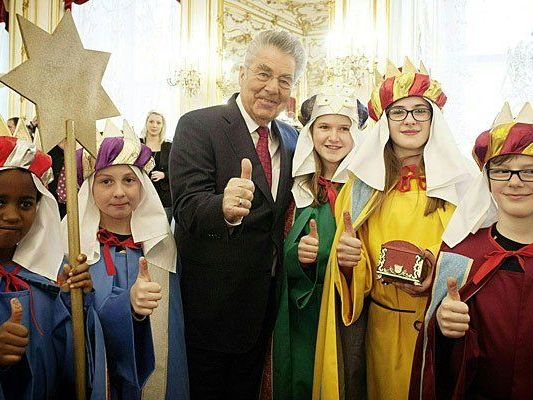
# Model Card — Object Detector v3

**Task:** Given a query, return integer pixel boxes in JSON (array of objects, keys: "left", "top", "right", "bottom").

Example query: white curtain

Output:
[
  {"left": 433, "top": 0, "right": 532, "bottom": 154},
  {"left": 0, "top": 26, "right": 9, "bottom": 119},
  {"left": 72, "top": 0, "right": 181, "bottom": 140},
  {"left": 357, "top": 0, "right": 532, "bottom": 155}
]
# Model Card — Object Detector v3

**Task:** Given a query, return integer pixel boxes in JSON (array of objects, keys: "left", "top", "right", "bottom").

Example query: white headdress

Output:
[
  {"left": 0, "top": 136, "right": 63, "bottom": 280},
  {"left": 62, "top": 119, "right": 175, "bottom": 272},
  {"left": 292, "top": 86, "right": 368, "bottom": 207}
]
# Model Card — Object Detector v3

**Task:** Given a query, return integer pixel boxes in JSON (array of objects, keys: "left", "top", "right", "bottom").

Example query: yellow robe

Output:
[{"left": 313, "top": 178, "right": 455, "bottom": 400}]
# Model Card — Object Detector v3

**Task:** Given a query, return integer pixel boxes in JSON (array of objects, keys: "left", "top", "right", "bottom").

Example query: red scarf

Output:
[
  {"left": 318, "top": 176, "right": 341, "bottom": 213},
  {"left": 0, "top": 263, "right": 44, "bottom": 335},
  {"left": 96, "top": 229, "right": 141, "bottom": 276},
  {"left": 396, "top": 164, "right": 427, "bottom": 192},
  {"left": 473, "top": 230, "right": 533, "bottom": 284}
]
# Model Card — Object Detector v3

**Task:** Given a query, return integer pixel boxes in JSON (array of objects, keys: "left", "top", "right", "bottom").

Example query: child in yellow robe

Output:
[{"left": 313, "top": 59, "right": 476, "bottom": 400}]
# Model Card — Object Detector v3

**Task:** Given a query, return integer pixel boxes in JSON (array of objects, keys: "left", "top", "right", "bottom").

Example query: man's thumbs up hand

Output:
[
  {"left": 0, "top": 298, "right": 29, "bottom": 366},
  {"left": 223, "top": 158, "right": 255, "bottom": 224},
  {"left": 436, "top": 277, "right": 470, "bottom": 338},
  {"left": 298, "top": 219, "right": 319, "bottom": 266},
  {"left": 240, "top": 158, "right": 252, "bottom": 180},
  {"left": 130, "top": 257, "right": 163, "bottom": 317}
]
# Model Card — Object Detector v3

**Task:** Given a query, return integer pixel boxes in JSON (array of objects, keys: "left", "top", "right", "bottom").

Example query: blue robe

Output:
[
  {"left": 0, "top": 264, "right": 107, "bottom": 400},
  {"left": 91, "top": 245, "right": 189, "bottom": 400}
]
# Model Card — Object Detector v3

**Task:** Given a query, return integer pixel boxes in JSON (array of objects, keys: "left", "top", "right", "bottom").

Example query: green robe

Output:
[{"left": 272, "top": 202, "right": 337, "bottom": 399}]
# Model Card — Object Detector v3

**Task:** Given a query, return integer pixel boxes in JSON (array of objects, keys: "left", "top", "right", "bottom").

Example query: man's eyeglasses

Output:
[
  {"left": 246, "top": 66, "right": 294, "bottom": 90},
  {"left": 386, "top": 107, "right": 432, "bottom": 122},
  {"left": 488, "top": 168, "right": 533, "bottom": 182}
]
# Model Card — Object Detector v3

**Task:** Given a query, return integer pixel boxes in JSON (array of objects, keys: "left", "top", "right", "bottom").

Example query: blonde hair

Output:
[
  {"left": 372, "top": 141, "right": 446, "bottom": 216},
  {"left": 141, "top": 111, "right": 167, "bottom": 144}
]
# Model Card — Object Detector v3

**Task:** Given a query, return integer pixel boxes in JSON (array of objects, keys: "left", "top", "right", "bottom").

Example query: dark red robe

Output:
[{"left": 410, "top": 226, "right": 533, "bottom": 400}]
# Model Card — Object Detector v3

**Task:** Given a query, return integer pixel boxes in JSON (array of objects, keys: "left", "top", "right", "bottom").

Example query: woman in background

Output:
[{"left": 141, "top": 111, "right": 173, "bottom": 222}]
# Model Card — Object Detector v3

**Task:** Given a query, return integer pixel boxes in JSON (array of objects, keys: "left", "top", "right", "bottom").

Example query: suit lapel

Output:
[{"left": 222, "top": 96, "right": 274, "bottom": 205}]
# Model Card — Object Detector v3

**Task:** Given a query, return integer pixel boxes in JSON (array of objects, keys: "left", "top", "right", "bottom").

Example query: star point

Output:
[{"left": 0, "top": 11, "right": 119, "bottom": 156}]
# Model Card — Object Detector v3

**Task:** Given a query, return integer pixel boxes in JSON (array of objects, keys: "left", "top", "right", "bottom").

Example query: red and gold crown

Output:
[
  {"left": 473, "top": 102, "right": 533, "bottom": 168},
  {"left": 368, "top": 57, "right": 447, "bottom": 121},
  {"left": 0, "top": 136, "right": 53, "bottom": 184}
]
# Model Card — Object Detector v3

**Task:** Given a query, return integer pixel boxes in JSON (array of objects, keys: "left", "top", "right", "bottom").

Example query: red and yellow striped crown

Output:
[
  {"left": 368, "top": 58, "right": 447, "bottom": 121},
  {"left": 473, "top": 102, "right": 533, "bottom": 168},
  {"left": 0, "top": 136, "right": 53, "bottom": 184}
]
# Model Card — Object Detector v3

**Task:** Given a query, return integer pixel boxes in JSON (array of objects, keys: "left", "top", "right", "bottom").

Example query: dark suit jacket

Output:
[{"left": 169, "top": 94, "right": 297, "bottom": 353}]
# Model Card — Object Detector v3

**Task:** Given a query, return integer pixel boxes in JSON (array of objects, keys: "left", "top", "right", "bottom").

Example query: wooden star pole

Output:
[{"left": 0, "top": 12, "right": 119, "bottom": 400}]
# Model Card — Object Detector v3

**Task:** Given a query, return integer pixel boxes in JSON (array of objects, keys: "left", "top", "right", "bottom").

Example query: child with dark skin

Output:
[{"left": 0, "top": 169, "right": 91, "bottom": 366}]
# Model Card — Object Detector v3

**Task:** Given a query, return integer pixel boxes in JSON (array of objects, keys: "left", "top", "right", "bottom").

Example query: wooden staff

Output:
[{"left": 64, "top": 119, "right": 86, "bottom": 400}]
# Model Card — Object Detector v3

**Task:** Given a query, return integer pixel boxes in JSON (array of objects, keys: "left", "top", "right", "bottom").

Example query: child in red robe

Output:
[{"left": 410, "top": 102, "right": 533, "bottom": 399}]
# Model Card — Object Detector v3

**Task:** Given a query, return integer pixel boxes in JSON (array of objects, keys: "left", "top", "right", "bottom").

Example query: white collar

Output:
[
  {"left": 442, "top": 170, "right": 498, "bottom": 247},
  {"left": 236, "top": 94, "right": 272, "bottom": 134}
]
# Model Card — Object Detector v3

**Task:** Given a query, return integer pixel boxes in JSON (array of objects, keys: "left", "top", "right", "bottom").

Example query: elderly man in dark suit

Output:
[{"left": 169, "top": 30, "right": 306, "bottom": 399}]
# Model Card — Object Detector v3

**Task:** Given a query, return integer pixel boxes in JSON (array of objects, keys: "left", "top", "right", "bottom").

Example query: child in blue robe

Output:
[
  {"left": 0, "top": 136, "right": 106, "bottom": 399},
  {"left": 67, "top": 120, "right": 189, "bottom": 399}
]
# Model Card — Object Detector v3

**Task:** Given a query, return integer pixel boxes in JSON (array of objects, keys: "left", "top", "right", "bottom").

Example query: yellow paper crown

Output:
[{"left": 368, "top": 57, "right": 447, "bottom": 121}]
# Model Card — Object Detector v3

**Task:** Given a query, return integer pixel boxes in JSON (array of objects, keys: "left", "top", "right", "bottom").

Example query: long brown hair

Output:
[
  {"left": 372, "top": 140, "right": 446, "bottom": 216},
  {"left": 300, "top": 151, "right": 330, "bottom": 208}
]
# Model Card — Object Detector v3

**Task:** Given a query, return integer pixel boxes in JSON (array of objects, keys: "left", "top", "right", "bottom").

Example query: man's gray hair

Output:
[{"left": 244, "top": 30, "right": 307, "bottom": 82}]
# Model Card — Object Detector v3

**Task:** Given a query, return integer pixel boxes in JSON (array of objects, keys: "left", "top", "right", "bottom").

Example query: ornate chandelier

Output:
[{"left": 167, "top": 68, "right": 201, "bottom": 97}]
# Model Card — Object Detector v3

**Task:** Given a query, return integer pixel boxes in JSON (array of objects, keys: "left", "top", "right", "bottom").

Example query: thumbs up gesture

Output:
[
  {"left": 0, "top": 298, "right": 29, "bottom": 366},
  {"left": 298, "top": 219, "right": 319, "bottom": 266},
  {"left": 337, "top": 212, "right": 362, "bottom": 277},
  {"left": 222, "top": 158, "right": 255, "bottom": 224},
  {"left": 130, "top": 257, "right": 163, "bottom": 317},
  {"left": 436, "top": 277, "right": 470, "bottom": 338}
]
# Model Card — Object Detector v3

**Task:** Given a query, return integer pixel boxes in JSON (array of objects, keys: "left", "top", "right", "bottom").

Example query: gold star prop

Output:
[{"left": 0, "top": 12, "right": 119, "bottom": 156}]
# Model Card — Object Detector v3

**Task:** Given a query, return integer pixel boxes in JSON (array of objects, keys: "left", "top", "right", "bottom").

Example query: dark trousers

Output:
[
  {"left": 187, "top": 338, "right": 269, "bottom": 400},
  {"left": 187, "top": 280, "right": 276, "bottom": 400}
]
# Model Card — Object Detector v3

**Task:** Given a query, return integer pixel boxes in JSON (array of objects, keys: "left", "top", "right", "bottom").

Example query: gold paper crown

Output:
[
  {"left": 368, "top": 57, "right": 446, "bottom": 121},
  {"left": 473, "top": 102, "right": 533, "bottom": 168}
]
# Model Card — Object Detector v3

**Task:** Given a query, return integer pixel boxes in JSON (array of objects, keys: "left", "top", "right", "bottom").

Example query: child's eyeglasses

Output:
[
  {"left": 488, "top": 168, "right": 533, "bottom": 182},
  {"left": 386, "top": 107, "right": 432, "bottom": 122}
]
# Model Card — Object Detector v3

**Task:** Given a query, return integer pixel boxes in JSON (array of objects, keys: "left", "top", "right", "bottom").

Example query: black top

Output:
[
  {"left": 47, "top": 145, "right": 67, "bottom": 218},
  {"left": 143, "top": 140, "right": 172, "bottom": 207},
  {"left": 491, "top": 224, "right": 526, "bottom": 272}
]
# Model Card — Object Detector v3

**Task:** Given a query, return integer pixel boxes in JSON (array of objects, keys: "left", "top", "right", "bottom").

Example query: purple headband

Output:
[{"left": 77, "top": 137, "right": 153, "bottom": 186}]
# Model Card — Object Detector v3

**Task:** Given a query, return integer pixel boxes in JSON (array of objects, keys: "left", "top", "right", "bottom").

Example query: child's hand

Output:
[
  {"left": 59, "top": 254, "right": 93, "bottom": 293},
  {"left": 437, "top": 277, "right": 470, "bottom": 338},
  {"left": 130, "top": 257, "right": 162, "bottom": 317},
  {"left": 0, "top": 298, "right": 29, "bottom": 366},
  {"left": 337, "top": 212, "right": 362, "bottom": 279},
  {"left": 298, "top": 219, "right": 319, "bottom": 266}
]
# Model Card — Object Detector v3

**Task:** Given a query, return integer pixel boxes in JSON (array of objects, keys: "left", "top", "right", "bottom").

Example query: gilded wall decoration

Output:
[{"left": 217, "top": 0, "right": 333, "bottom": 103}]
